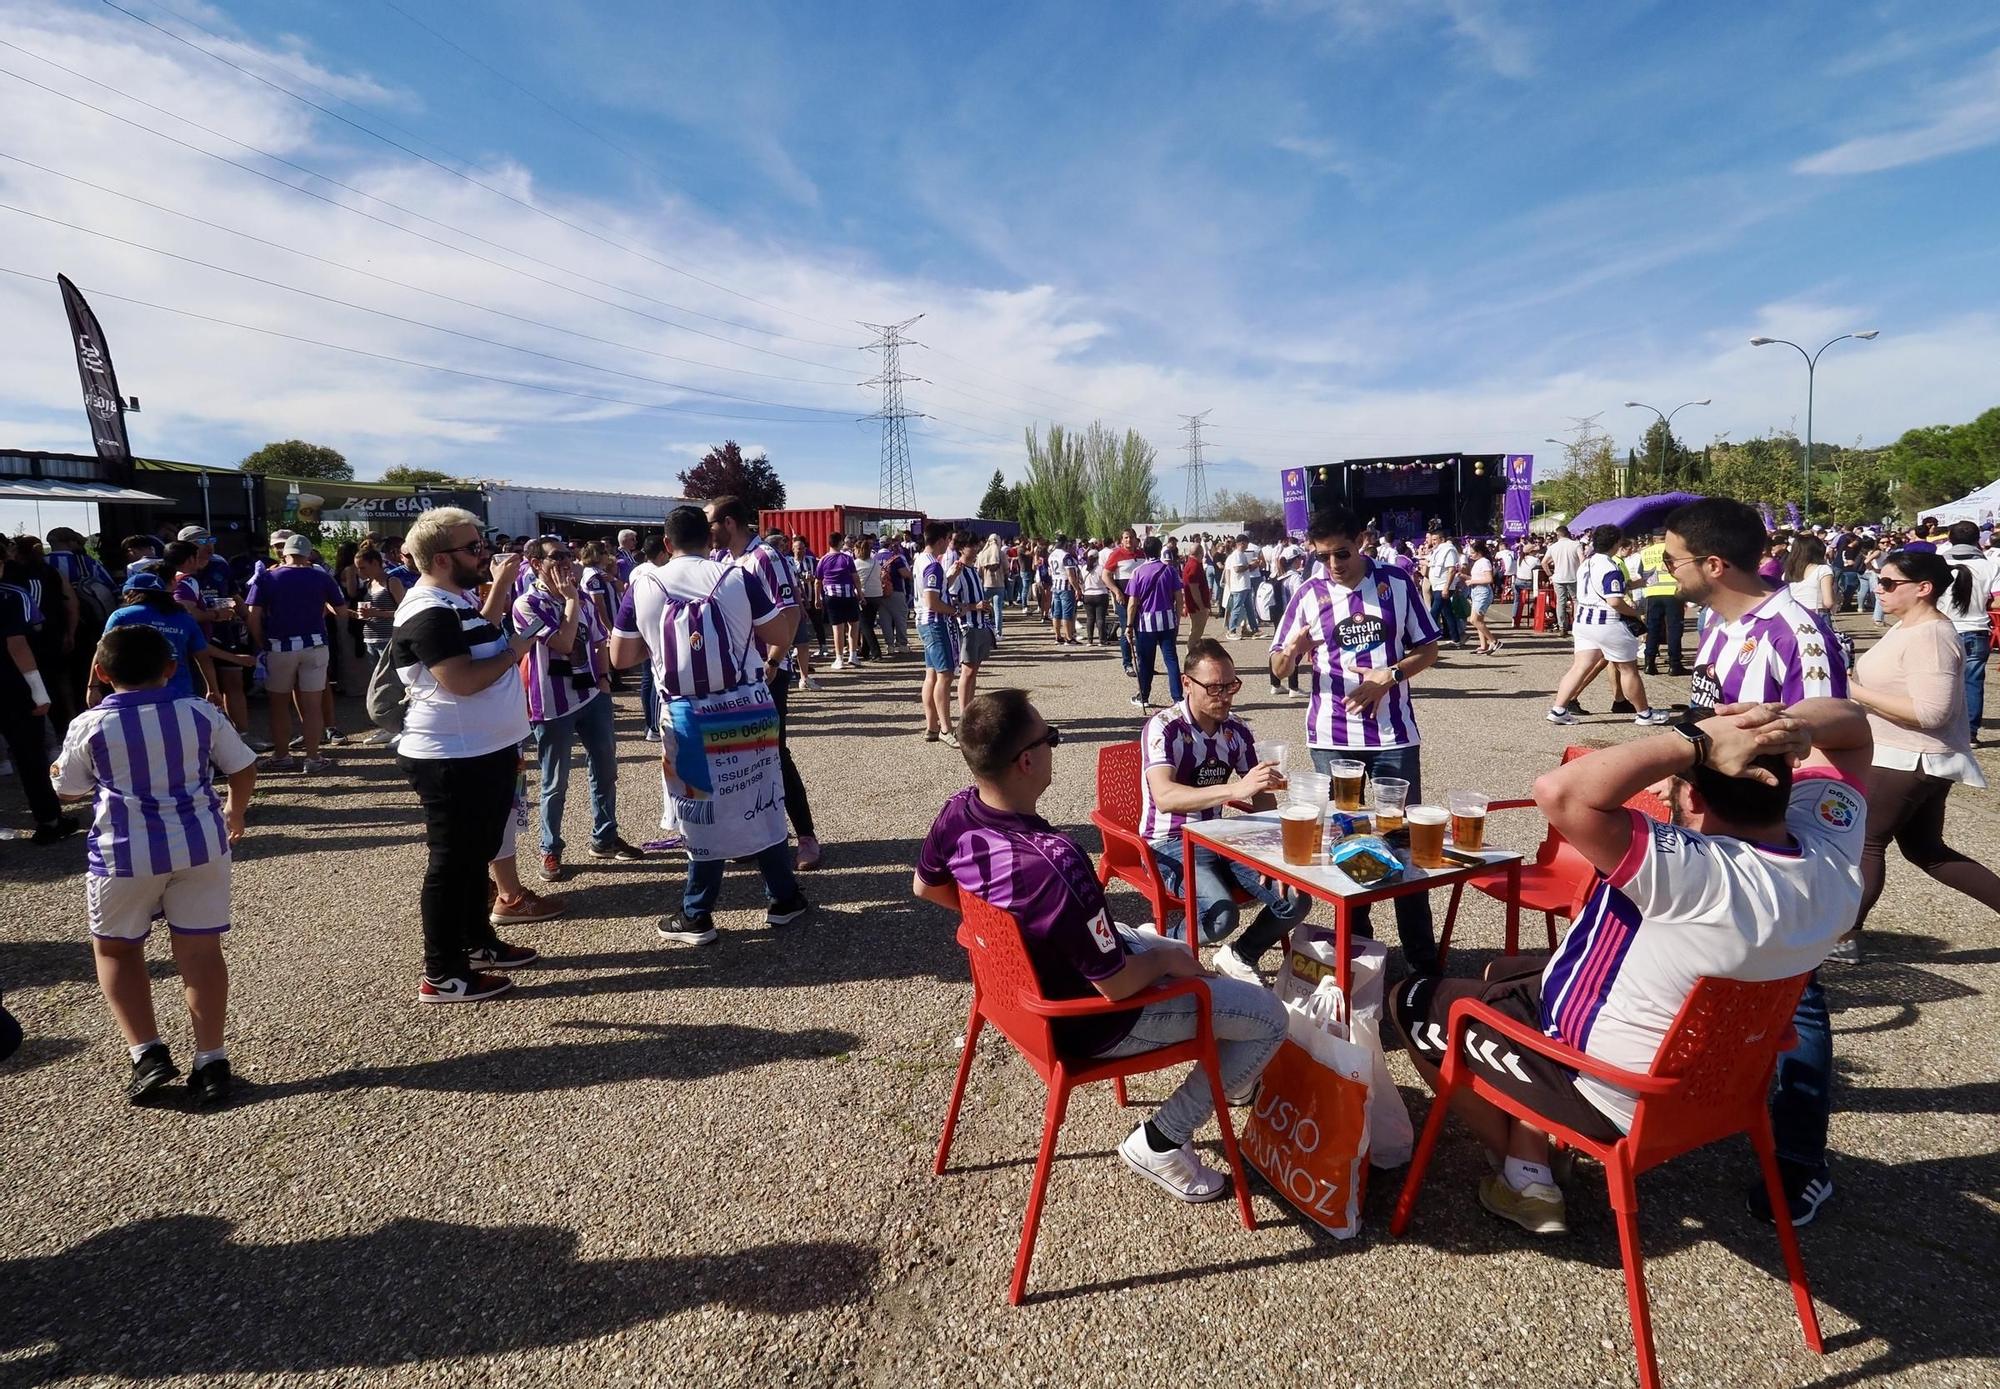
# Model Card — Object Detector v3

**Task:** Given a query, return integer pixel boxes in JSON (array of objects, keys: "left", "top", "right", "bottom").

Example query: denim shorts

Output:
[
  {"left": 921, "top": 622, "right": 960, "bottom": 672},
  {"left": 1051, "top": 589, "right": 1078, "bottom": 620}
]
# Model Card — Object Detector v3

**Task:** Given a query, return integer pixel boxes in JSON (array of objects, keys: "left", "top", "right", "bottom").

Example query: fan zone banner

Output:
[
  {"left": 1502, "top": 454, "right": 1534, "bottom": 538},
  {"left": 57, "top": 274, "right": 132, "bottom": 476},
  {"left": 1282, "top": 467, "right": 1310, "bottom": 536}
]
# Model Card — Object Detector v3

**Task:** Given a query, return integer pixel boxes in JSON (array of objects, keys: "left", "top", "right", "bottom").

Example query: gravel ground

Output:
[{"left": 4, "top": 607, "right": 1997, "bottom": 1389}]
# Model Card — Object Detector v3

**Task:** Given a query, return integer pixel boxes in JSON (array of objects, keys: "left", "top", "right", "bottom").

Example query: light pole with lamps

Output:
[
  {"left": 1623, "top": 399, "right": 1710, "bottom": 492},
  {"left": 1750, "top": 331, "right": 1879, "bottom": 520}
]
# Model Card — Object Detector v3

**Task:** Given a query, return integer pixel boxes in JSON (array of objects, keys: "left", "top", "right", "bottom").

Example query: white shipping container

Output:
[{"left": 480, "top": 483, "right": 690, "bottom": 540}]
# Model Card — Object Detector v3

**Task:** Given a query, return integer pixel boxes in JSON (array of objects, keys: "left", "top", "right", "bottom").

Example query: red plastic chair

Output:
[
  {"left": 1436, "top": 745, "right": 1671, "bottom": 966},
  {"left": 934, "top": 891, "right": 1256, "bottom": 1304},
  {"left": 1988, "top": 609, "right": 1999, "bottom": 653},
  {"left": 1390, "top": 969, "right": 1822, "bottom": 1389},
  {"left": 1091, "top": 740, "right": 1252, "bottom": 945}
]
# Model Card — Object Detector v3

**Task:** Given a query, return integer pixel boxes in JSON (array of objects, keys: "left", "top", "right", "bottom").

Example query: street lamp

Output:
[
  {"left": 1623, "top": 399, "right": 1710, "bottom": 492},
  {"left": 1750, "top": 331, "right": 1879, "bottom": 519}
]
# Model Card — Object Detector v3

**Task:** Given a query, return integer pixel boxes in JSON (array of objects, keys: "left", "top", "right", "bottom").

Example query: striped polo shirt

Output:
[
  {"left": 1137, "top": 701, "right": 1258, "bottom": 842},
  {"left": 733, "top": 542, "right": 799, "bottom": 674},
  {"left": 1126, "top": 558, "right": 1182, "bottom": 633},
  {"left": 915, "top": 551, "right": 950, "bottom": 626},
  {"left": 817, "top": 551, "right": 859, "bottom": 598},
  {"left": 1270, "top": 560, "right": 1437, "bottom": 750},
  {"left": 1689, "top": 588, "right": 1848, "bottom": 716},
  {"left": 512, "top": 587, "right": 606, "bottom": 723},
  {"left": 1575, "top": 553, "right": 1628, "bottom": 626},
  {"left": 950, "top": 560, "right": 990, "bottom": 630},
  {"left": 54, "top": 688, "right": 256, "bottom": 877}
]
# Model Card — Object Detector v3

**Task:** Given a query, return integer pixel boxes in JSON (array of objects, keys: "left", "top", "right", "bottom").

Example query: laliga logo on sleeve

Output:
[{"left": 1816, "top": 786, "right": 1858, "bottom": 830}]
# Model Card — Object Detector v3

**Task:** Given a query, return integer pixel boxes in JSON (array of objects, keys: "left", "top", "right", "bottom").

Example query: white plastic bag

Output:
[{"left": 1275, "top": 930, "right": 1413, "bottom": 1169}]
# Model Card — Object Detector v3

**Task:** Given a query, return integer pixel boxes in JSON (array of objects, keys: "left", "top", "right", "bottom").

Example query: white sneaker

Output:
[
  {"left": 1633, "top": 709, "right": 1672, "bottom": 726},
  {"left": 1546, "top": 708, "right": 1578, "bottom": 725},
  {"left": 803, "top": 677, "right": 824, "bottom": 692},
  {"left": 829, "top": 658, "right": 846, "bottom": 671},
  {"left": 1117, "top": 1126, "right": 1229, "bottom": 1203},
  {"left": 1129, "top": 695, "right": 1147, "bottom": 709},
  {"left": 1210, "top": 945, "right": 1262, "bottom": 984}
]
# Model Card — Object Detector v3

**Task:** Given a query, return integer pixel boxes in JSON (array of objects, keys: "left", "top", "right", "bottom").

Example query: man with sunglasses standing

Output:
[
  {"left": 1661, "top": 497, "right": 1850, "bottom": 1227},
  {"left": 515, "top": 539, "right": 640, "bottom": 884},
  {"left": 1270, "top": 506, "right": 1444, "bottom": 977},
  {"left": 915, "top": 689, "right": 1288, "bottom": 1203}
]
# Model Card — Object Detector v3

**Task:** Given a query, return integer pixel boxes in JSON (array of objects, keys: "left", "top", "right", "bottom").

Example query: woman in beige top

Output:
[{"left": 1847, "top": 549, "right": 2000, "bottom": 943}]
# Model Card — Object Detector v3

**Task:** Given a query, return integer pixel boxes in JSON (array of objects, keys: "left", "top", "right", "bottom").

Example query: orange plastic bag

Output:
[{"left": 1239, "top": 986, "right": 1373, "bottom": 1237}]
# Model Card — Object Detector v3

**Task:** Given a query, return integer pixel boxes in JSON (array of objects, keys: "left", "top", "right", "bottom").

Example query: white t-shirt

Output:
[
  {"left": 1938, "top": 546, "right": 2000, "bottom": 634},
  {"left": 612, "top": 554, "right": 777, "bottom": 696},
  {"left": 1540, "top": 770, "right": 1865, "bottom": 1131},
  {"left": 1047, "top": 546, "right": 1076, "bottom": 593},
  {"left": 1576, "top": 552, "right": 1629, "bottom": 625},
  {"left": 1787, "top": 563, "right": 1833, "bottom": 614},
  {"left": 1223, "top": 549, "right": 1252, "bottom": 595},
  {"left": 1260, "top": 542, "right": 1282, "bottom": 574},
  {"left": 1425, "top": 542, "right": 1462, "bottom": 589},
  {"left": 1548, "top": 537, "right": 1584, "bottom": 584},
  {"left": 390, "top": 585, "right": 531, "bottom": 761}
]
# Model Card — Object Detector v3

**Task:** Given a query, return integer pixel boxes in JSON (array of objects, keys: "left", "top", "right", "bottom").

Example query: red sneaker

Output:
[{"left": 417, "top": 972, "right": 515, "bottom": 1004}]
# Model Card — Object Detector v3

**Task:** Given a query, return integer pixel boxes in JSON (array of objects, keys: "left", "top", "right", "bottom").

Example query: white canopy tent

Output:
[{"left": 1924, "top": 476, "right": 2000, "bottom": 526}]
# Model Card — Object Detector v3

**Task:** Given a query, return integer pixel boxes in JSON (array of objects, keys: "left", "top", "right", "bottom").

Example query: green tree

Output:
[
  {"left": 1882, "top": 408, "right": 2000, "bottom": 516},
  {"left": 1018, "top": 424, "right": 1089, "bottom": 538},
  {"left": 376, "top": 464, "right": 461, "bottom": 486},
  {"left": 239, "top": 439, "right": 352, "bottom": 480},
  {"left": 1204, "top": 488, "right": 1281, "bottom": 525},
  {"left": 678, "top": 440, "right": 786, "bottom": 510},
  {"left": 976, "top": 468, "right": 1018, "bottom": 520},
  {"left": 1535, "top": 432, "right": 1621, "bottom": 518},
  {"left": 1084, "top": 424, "right": 1160, "bottom": 537}
]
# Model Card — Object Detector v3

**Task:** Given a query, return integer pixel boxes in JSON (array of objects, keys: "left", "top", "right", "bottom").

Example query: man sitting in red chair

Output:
[
  {"left": 1390, "top": 698, "right": 1871, "bottom": 1236},
  {"left": 914, "top": 688, "right": 1288, "bottom": 1204},
  {"left": 1140, "top": 639, "right": 1304, "bottom": 983}
]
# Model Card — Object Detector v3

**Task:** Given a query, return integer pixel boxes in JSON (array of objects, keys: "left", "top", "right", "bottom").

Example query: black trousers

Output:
[
  {"left": 860, "top": 599, "right": 883, "bottom": 659},
  {"left": 1643, "top": 595, "right": 1686, "bottom": 672},
  {"left": 768, "top": 670, "right": 816, "bottom": 840},
  {"left": 0, "top": 700, "right": 60, "bottom": 825},
  {"left": 1082, "top": 593, "right": 1112, "bottom": 644},
  {"left": 399, "top": 746, "right": 516, "bottom": 979}
]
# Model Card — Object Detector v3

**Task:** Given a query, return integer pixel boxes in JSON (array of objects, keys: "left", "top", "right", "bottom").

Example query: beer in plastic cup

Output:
[
  {"left": 1408, "top": 805, "right": 1448, "bottom": 868},
  {"left": 1449, "top": 791, "right": 1489, "bottom": 853},
  {"left": 1280, "top": 802, "right": 1322, "bottom": 865},
  {"left": 1265, "top": 742, "right": 1290, "bottom": 792},
  {"left": 1330, "top": 758, "right": 1365, "bottom": 811},
  {"left": 1373, "top": 777, "right": 1409, "bottom": 834}
]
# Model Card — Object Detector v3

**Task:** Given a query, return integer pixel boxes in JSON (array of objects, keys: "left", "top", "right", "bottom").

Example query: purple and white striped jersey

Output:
[
  {"left": 1689, "top": 588, "right": 1848, "bottom": 715},
  {"left": 1137, "top": 702, "right": 1259, "bottom": 842},
  {"left": 950, "top": 561, "right": 990, "bottom": 630},
  {"left": 1125, "top": 559, "right": 1182, "bottom": 633},
  {"left": 512, "top": 587, "right": 607, "bottom": 723},
  {"left": 1270, "top": 561, "right": 1437, "bottom": 750},
  {"left": 733, "top": 542, "right": 800, "bottom": 674},
  {"left": 817, "top": 551, "right": 859, "bottom": 597},
  {"left": 916, "top": 551, "right": 950, "bottom": 625},
  {"left": 54, "top": 688, "right": 255, "bottom": 877},
  {"left": 1575, "top": 553, "right": 1628, "bottom": 626}
]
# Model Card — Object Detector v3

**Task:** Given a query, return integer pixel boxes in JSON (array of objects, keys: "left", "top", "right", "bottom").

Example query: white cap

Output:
[{"left": 282, "top": 534, "right": 314, "bottom": 557}]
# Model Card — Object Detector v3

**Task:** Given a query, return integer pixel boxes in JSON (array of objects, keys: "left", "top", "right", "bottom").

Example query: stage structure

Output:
[{"left": 1281, "top": 453, "right": 1534, "bottom": 542}]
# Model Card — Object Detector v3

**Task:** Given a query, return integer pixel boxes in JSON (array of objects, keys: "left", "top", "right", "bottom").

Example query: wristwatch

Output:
[
  {"left": 1672, "top": 718, "right": 1710, "bottom": 769},
  {"left": 1388, "top": 666, "right": 1405, "bottom": 684}
]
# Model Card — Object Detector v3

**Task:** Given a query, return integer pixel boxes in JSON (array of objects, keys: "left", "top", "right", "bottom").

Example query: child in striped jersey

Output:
[{"left": 53, "top": 624, "right": 257, "bottom": 1107}]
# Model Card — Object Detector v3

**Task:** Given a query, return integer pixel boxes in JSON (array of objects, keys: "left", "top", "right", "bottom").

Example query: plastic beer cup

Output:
[
  {"left": 1373, "top": 777, "right": 1409, "bottom": 834},
  {"left": 1449, "top": 791, "right": 1489, "bottom": 853},
  {"left": 1408, "top": 804, "right": 1448, "bottom": 869},
  {"left": 1329, "top": 758, "right": 1365, "bottom": 812}
]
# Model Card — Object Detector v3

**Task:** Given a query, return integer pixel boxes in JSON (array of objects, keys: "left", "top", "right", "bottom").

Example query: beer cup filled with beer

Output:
[
  {"left": 1265, "top": 742, "right": 1291, "bottom": 792},
  {"left": 1408, "top": 804, "right": 1448, "bottom": 869},
  {"left": 1449, "top": 791, "right": 1489, "bottom": 853},
  {"left": 1373, "top": 776, "right": 1409, "bottom": 834},
  {"left": 1329, "top": 758, "right": 1365, "bottom": 812}
]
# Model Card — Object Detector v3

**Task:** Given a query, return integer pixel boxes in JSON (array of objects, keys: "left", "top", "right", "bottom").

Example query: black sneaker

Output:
[
  {"left": 1745, "top": 1160, "right": 1834, "bottom": 1227},
  {"left": 767, "top": 894, "right": 811, "bottom": 927},
  {"left": 467, "top": 940, "right": 540, "bottom": 970},
  {"left": 588, "top": 837, "right": 646, "bottom": 862},
  {"left": 658, "top": 913, "right": 718, "bottom": 946},
  {"left": 1610, "top": 697, "right": 1637, "bottom": 715},
  {"left": 127, "top": 1043, "right": 178, "bottom": 1103},
  {"left": 188, "top": 1057, "right": 233, "bottom": 1107},
  {"left": 31, "top": 815, "right": 80, "bottom": 845},
  {"left": 1565, "top": 700, "right": 1588, "bottom": 715}
]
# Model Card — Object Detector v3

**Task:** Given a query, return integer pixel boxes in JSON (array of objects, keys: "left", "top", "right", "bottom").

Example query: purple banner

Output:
[
  {"left": 1502, "top": 453, "right": 1534, "bottom": 539},
  {"left": 1757, "top": 502, "right": 1777, "bottom": 534},
  {"left": 1281, "top": 466, "right": 1310, "bottom": 537},
  {"left": 1784, "top": 501, "right": 1802, "bottom": 530}
]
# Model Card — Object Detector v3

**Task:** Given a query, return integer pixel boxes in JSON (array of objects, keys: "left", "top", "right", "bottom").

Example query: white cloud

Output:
[
  {"left": 1245, "top": 0, "right": 1536, "bottom": 78},
  {"left": 1272, "top": 132, "right": 1359, "bottom": 182},
  {"left": 1795, "top": 49, "right": 2000, "bottom": 175}
]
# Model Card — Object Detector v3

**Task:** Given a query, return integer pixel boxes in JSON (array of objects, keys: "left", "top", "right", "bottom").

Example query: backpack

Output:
[
  {"left": 640, "top": 566, "right": 754, "bottom": 699},
  {"left": 365, "top": 639, "right": 407, "bottom": 733}
]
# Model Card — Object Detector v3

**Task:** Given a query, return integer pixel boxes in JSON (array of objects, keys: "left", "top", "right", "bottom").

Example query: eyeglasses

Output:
[
  {"left": 1662, "top": 552, "right": 1710, "bottom": 573},
  {"left": 544, "top": 551, "right": 574, "bottom": 563},
  {"left": 1012, "top": 725, "right": 1063, "bottom": 759},
  {"left": 1186, "top": 675, "right": 1244, "bottom": 696},
  {"left": 444, "top": 540, "right": 491, "bottom": 557}
]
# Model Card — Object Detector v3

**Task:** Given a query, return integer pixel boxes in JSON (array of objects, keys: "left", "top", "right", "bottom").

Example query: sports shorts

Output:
[
  {"left": 86, "top": 857, "right": 233, "bottom": 941},
  {"left": 1572, "top": 618, "right": 1640, "bottom": 664},
  {"left": 1391, "top": 956, "right": 1624, "bottom": 1144},
  {"left": 264, "top": 644, "right": 331, "bottom": 693}
]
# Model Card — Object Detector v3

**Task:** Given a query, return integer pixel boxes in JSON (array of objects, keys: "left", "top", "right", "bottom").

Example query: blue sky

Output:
[{"left": 3, "top": 0, "right": 1999, "bottom": 525}]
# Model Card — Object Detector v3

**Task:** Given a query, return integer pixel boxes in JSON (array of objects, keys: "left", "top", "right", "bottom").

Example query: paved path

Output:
[{"left": 5, "top": 609, "right": 1996, "bottom": 1387}]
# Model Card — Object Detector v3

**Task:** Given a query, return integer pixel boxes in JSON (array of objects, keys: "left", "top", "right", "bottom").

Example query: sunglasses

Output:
[
  {"left": 1012, "top": 725, "right": 1063, "bottom": 759},
  {"left": 1875, "top": 576, "right": 1917, "bottom": 591},
  {"left": 544, "top": 551, "right": 575, "bottom": 563},
  {"left": 445, "top": 541, "right": 491, "bottom": 557}
]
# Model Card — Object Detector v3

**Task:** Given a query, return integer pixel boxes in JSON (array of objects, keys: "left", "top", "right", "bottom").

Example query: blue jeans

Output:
[
  {"left": 1309, "top": 743, "right": 1438, "bottom": 973},
  {"left": 532, "top": 693, "right": 617, "bottom": 858},
  {"left": 1960, "top": 630, "right": 1988, "bottom": 736},
  {"left": 1108, "top": 601, "right": 1131, "bottom": 669},
  {"left": 1429, "top": 590, "right": 1464, "bottom": 644},
  {"left": 988, "top": 593, "right": 1004, "bottom": 640},
  {"left": 637, "top": 661, "right": 660, "bottom": 738},
  {"left": 1836, "top": 570, "right": 1860, "bottom": 610},
  {"left": 1151, "top": 835, "right": 1310, "bottom": 956},
  {"left": 1134, "top": 629, "right": 1183, "bottom": 705},
  {"left": 1226, "top": 590, "right": 1257, "bottom": 635},
  {"left": 1092, "top": 929, "right": 1288, "bottom": 1146},
  {"left": 1770, "top": 973, "right": 1830, "bottom": 1170},
  {"left": 682, "top": 839, "right": 800, "bottom": 919}
]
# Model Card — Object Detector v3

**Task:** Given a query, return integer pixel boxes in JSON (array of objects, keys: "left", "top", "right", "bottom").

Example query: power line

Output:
[
  {"left": 1178, "top": 410, "right": 1212, "bottom": 521},
  {"left": 861, "top": 316, "right": 924, "bottom": 512},
  {"left": 0, "top": 47, "right": 856, "bottom": 372},
  {"left": 99, "top": 0, "right": 860, "bottom": 347},
  {"left": 0, "top": 201, "right": 868, "bottom": 417},
  {"left": 0, "top": 265, "right": 862, "bottom": 426}
]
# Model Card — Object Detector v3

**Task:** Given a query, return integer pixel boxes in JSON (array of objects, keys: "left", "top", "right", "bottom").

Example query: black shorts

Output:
[
  {"left": 825, "top": 595, "right": 861, "bottom": 625},
  {"left": 1391, "top": 958, "right": 1624, "bottom": 1144}
]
